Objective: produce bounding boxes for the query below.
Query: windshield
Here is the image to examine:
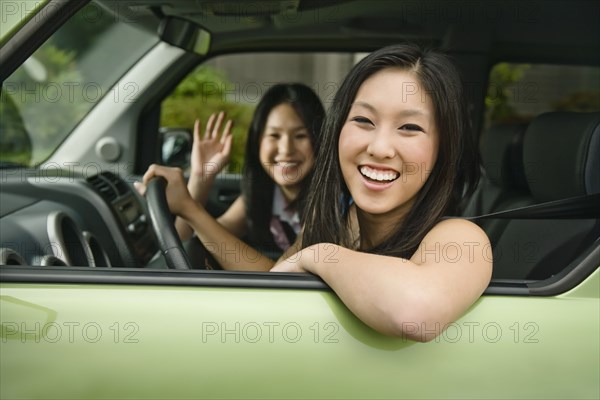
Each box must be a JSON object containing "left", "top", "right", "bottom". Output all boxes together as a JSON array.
[{"left": 0, "top": 1, "right": 157, "bottom": 166}]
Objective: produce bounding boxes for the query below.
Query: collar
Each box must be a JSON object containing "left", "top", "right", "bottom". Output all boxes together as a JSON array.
[{"left": 272, "top": 186, "right": 301, "bottom": 232}]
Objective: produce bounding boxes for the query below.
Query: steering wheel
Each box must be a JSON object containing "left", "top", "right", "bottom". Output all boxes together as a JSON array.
[{"left": 145, "top": 177, "right": 207, "bottom": 269}]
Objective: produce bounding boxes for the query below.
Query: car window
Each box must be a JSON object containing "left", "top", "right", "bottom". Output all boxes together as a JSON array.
[
  {"left": 476, "top": 63, "right": 600, "bottom": 281},
  {"left": 0, "top": 2, "right": 158, "bottom": 167},
  {"left": 160, "top": 52, "right": 367, "bottom": 172},
  {"left": 484, "top": 62, "right": 600, "bottom": 128}
]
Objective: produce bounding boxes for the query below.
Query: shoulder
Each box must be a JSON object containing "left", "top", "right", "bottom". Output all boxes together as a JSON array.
[
  {"left": 427, "top": 218, "right": 489, "bottom": 244},
  {"left": 227, "top": 195, "right": 246, "bottom": 211},
  {"left": 411, "top": 218, "right": 492, "bottom": 268},
  {"left": 230, "top": 196, "right": 248, "bottom": 218}
]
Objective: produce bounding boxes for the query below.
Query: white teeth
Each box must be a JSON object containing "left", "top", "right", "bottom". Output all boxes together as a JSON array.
[{"left": 360, "top": 166, "right": 399, "bottom": 182}]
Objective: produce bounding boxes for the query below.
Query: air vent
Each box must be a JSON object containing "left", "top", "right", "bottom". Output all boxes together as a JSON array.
[
  {"left": 101, "top": 171, "right": 131, "bottom": 196},
  {"left": 87, "top": 173, "right": 118, "bottom": 201},
  {"left": 0, "top": 248, "right": 26, "bottom": 265}
]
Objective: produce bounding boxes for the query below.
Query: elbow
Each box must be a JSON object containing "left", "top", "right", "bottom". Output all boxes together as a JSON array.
[
  {"left": 387, "top": 305, "right": 448, "bottom": 343},
  {"left": 388, "top": 319, "right": 443, "bottom": 343},
  {"left": 403, "top": 324, "right": 443, "bottom": 343}
]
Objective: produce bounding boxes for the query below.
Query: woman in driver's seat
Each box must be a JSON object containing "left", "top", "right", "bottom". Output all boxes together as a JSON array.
[{"left": 139, "top": 83, "right": 324, "bottom": 271}]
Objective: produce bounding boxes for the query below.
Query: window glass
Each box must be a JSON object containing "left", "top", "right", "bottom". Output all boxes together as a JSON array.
[
  {"left": 0, "top": 2, "right": 157, "bottom": 166},
  {"left": 484, "top": 63, "right": 600, "bottom": 129},
  {"left": 481, "top": 63, "right": 600, "bottom": 281}
]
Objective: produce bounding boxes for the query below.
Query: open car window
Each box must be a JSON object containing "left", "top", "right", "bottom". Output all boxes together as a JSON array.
[
  {"left": 485, "top": 62, "right": 600, "bottom": 126},
  {"left": 160, "top": 52, "right": 368, "bottom": 173}
]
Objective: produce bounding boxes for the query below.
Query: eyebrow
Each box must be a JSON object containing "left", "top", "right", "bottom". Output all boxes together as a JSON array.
[
  {"left": 351, "top": 101, "right": 428, "bottom": 117},
  {"left": 265, "top": 124, "right": 307, "bottom": 131}
]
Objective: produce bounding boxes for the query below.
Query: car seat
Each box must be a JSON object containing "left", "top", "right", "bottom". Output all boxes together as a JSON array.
[
  {"left": 489, "top": 111, "right": 600, "bottom": 280},
  {"left": 462, "top": 122, "right": 531, "bottom": 241}
]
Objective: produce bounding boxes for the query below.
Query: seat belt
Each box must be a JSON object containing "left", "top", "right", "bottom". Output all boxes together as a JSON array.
[{"left": 464, "top": 193, "right": 600, "bottom": 220}]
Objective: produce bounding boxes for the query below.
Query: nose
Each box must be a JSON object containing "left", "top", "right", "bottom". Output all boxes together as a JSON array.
[
  {"left": 366, "top": 129, "right": 395, "bottom": 159},
  {"left": 278, "top": 134, "right": 295, "bottom": 156}
]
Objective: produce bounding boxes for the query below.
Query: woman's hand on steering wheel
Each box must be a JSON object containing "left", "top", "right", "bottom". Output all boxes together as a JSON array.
[
  {"left": 138, "top": 164, "right": 197, "bottom": 219},
  {"left": 135, "top": 165, "right": 202, "bottom": 270}
]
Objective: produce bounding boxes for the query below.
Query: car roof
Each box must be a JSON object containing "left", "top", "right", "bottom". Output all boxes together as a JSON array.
[
  {"left": 95, "top": 0, "right": 599, "bottom": 64},
  {"left": 2, "top": 0, "right": 598, "bottom": 82}
]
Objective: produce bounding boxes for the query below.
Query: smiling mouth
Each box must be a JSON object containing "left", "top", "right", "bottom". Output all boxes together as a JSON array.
[
  {"left": 359, "top": 165, "right": 400, "bottom": 183},
  {"left": 276, "top": 161, "right": 300, "bottom": 168}
]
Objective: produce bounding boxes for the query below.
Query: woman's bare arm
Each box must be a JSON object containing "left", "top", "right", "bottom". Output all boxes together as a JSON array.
[
  {"left": 181, "top": 198, "right": 275, "bottom": 271},
  {"left": 142, "top": 164, "right": 274, "bottom": 271},
  {"left": 272, "top": 218, "right": 492, "bottom": 341}
]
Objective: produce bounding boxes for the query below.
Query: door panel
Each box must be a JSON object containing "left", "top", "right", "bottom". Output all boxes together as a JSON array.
[{"left": 1, "top": 270, "right": 598, "bottom": 399}]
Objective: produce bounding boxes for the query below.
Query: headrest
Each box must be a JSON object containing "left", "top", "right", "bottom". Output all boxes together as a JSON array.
[
  {"left": 523, "top": 112, "right": 600, "bottom": 202},
  {"left": 480, "top": 123, "right": 528, "bottom": 190}
]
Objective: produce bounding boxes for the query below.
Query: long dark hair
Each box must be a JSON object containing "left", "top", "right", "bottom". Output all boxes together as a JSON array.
[
  {"left": 242, "top": 83, "right": 325, "bottom": 252},
  {"left": 302, "top": 44, "right": 480, "bottom": 258}
]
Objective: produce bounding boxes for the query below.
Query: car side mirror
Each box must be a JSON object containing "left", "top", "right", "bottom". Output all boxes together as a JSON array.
[{"left": 160, "top": 127, "right": 192, "bottom": 168}]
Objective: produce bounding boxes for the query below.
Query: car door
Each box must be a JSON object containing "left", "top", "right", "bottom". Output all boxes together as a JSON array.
[{"left": 1, "top": 266, "right": 599, "bottom": 399}]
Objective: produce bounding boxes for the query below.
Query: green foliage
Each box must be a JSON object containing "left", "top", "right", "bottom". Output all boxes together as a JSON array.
[
  {"left": 171, "top": 66, "right": 229, "bottom": 98},
  {"left": 33, "top": 45, "right": 77, "bottom": 78},
  {"left": 484, "top": 63, "right": 531, "bottom": 126},
  {"left": 1, "top": 43, "right": 88, "bottom": 165},
  {"left": 0, "top": 90, "right": 31, "bottom": 165},
  {"left": 1, "top": 2, "right": 113, "bottom": 166},
  {"left": 0, "top": 2, "right": 149, "bottom": 166},
  {"left": 160, "top": 66, "right": 255, "bottom": 173},
  {"left": 484, "top": 63, "right": 600, "bottom": 131}
]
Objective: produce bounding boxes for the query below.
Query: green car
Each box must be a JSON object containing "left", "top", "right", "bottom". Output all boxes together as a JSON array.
[{"left": 1, "top": 1, "right": 598, "bottom": 399}]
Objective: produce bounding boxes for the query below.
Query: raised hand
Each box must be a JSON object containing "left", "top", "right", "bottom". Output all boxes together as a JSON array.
[{"left": 190, "top": 111, "right": 234, "bottom": 180}]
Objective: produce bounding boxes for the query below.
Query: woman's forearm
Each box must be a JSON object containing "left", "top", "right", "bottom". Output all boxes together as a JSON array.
[
  {"left": 187, "top": 173, "right": 216, "bottom": 206},
  {"left": 300, "top": 232, "right": 491, "bottom": 342},
  {"left": 175, "top": 174, "right": 216, "bottom": 240},
  {"left": 175, "top": 216, "right": 195, "bottom": 241},
  {"left": 181, "top": 205, "right": 275, "bottom": 271},
  {"left": 300, "top": 244, "right": 424, "bottom": 337}
]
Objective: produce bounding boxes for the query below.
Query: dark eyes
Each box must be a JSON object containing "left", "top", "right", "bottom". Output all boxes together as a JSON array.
[
  {"left": 351, "top": 117, "right": 424, "bottom": 133},
  {"left": 266, "top": 132, "right": 309, "bottom": 139},
  {"left": 351, "top": 116, "right": 373, "bottom": 125},
  {"left": 400, "top": 124, "right": 423, "bottom": 132}
]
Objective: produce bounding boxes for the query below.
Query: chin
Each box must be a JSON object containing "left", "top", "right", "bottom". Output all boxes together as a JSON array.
[
  {"left": 279, "top": 174, "right": 307, "bottom": 186},
  {"left": 275, "top": 178, "right": 302, "bottom": 189},
  {"left": 353, "top": 198, "right": 395, "bottom": 215}
]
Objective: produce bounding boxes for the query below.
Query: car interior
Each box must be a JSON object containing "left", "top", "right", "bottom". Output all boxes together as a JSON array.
[
  {"left": 0, "top": 0, "right": 599, "bottom": 294},
  {"left": 2, "top": 3, "right": 599, "bottom": 399},
  {"left": 465, "top": 111, "right": 600, "bottom": 282}
]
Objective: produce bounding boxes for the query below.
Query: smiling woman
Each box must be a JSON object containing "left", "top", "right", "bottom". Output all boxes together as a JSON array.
[
  {"left": 271, "top": 44, "right": 491, "bottom": 341},
  {"left": 139, "top": 83, "right": 325, "bottom": 270}
]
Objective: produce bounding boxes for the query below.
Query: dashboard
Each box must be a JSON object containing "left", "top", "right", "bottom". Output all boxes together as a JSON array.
[{"left": 0, "top": 169, "right": 158, "bottom": 267}]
